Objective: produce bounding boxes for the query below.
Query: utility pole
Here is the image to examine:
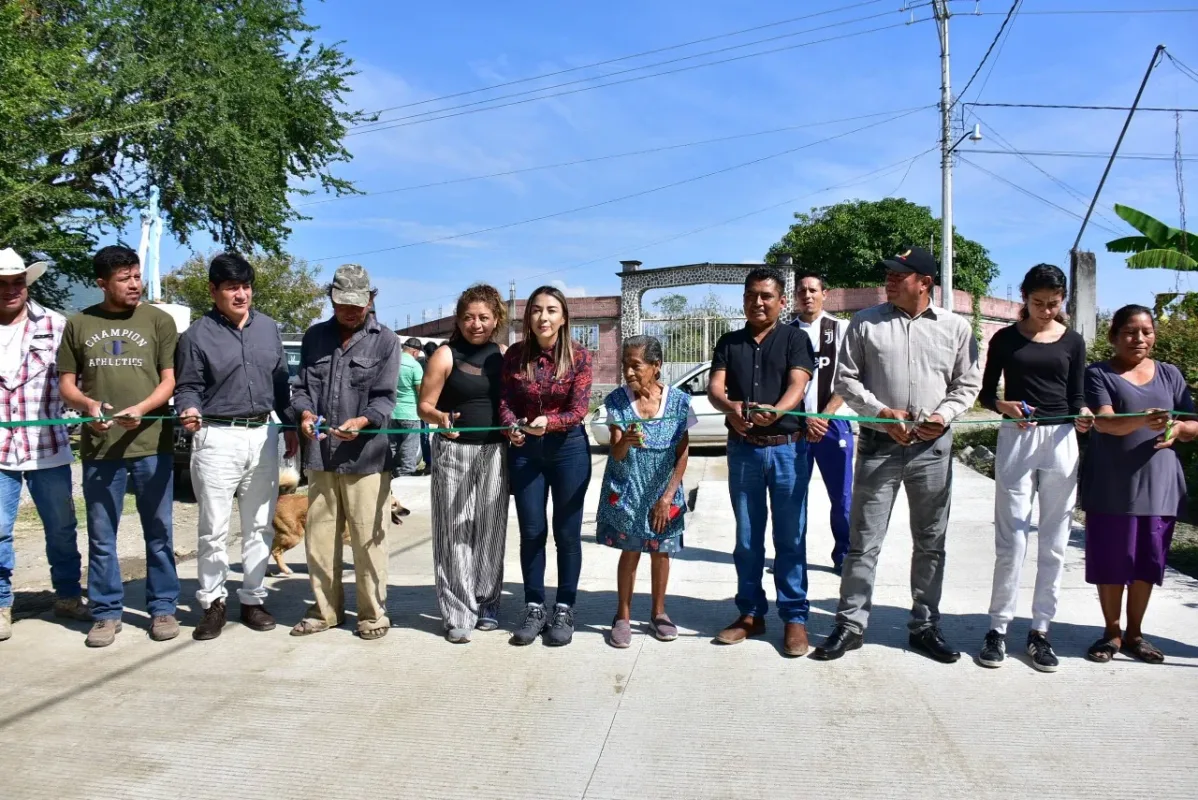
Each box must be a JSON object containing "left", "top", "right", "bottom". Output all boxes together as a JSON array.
[{"left": 933, "top": 0, "right": 955, "bottom": 314}]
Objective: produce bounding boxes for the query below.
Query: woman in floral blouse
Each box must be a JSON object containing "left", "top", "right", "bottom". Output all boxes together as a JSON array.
[
  {"left": 499, "top": 286, "right": 593, "bottom": 647},
  {"left": 597, "top": 336, "right": 694, "bottom": 649}
]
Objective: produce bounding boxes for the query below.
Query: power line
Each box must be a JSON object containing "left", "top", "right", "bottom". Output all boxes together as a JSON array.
[
  {"left": 1165, "top": 51, "right": 1198, "bottom": 85},
  {"left": 348, "top": 16, "right": 932, "bottom": 136},
  {"left": 970, "top": 148, "right": 1198, "bottom": 161},
  {"left": 965, "top": 108, "right": 1124, "bottom": 229},
  {"left": 973, "top": 0, "right": 1022, "bottom": 101},
  {"left": 966, "top": 102, "right": 1198, "bottom": 112},
  {"left": 299, "top": 106, "right": 934, "bottom": 207},
  {"left": 312, "top": 107, "right": 927, "bottom": 263},
  {"left": 974, "top": 7, "right": 1198, "bottom": 15},
  {"left": 378, "top": 148, "right": 939, "bottom": 317},
  {"left": 359, "top": 0, "right": 894, "bottom": 118},
  {"left": 958, "top": 156, "right": 1123, "bottom": 236},
  {"left": 950, "top": 0, "right": 1021, "bottom": 112},
  {"left": 351, "top": 7, "right": 917, "bottom": 133}
]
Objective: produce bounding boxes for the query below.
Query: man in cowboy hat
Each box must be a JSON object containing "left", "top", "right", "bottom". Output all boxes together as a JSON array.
[
  {"left": 289, "top": 264, "right": 399, "bottom": 641},
  {"left": 0, "top": 248, "right": 91, "bottom": 643}
]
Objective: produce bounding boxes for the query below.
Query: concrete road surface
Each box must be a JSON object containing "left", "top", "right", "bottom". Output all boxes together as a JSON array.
[{"left": 2, "top": 449, "right": 1196, "bottom": 800}]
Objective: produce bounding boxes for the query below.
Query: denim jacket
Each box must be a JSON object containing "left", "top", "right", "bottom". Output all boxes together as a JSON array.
[{"left": 289, "top": 314, "right": 399, "bottom": 475}]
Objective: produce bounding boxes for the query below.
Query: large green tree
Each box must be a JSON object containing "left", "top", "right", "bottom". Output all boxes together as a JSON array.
[
  {"left": 162, "top": 251, "right": 325, "bottom": 331},
  {"left": 1, "top": 0, "right": 364, "bottom": 306},
  {"left": 764, "top": 198, "right": 999, "bottom": 298}
]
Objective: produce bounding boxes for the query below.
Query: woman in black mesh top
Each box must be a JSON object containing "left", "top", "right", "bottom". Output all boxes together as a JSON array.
[{"left": 418, "top": 285, "right": 509, "bottom": 644}]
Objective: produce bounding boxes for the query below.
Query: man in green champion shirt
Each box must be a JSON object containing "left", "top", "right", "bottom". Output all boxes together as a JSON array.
[
  {"left": 389, "top": 337, "right": 425, "bottom": 477},
  {"left": 58, "top": 245, "right": 181, "bottom": 648}
]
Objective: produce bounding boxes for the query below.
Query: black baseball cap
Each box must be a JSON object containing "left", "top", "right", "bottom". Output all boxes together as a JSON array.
[
  {"left": 402, "top": 337, "right": 423, "bottom": 349},
  {"left": 879, "top": 246, "right": 938, "bottom": 278}
]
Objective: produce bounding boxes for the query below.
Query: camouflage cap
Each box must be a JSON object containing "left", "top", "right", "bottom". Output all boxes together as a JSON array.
[{"left": 330, "top": 263, "right": 373, "bottom": 307}]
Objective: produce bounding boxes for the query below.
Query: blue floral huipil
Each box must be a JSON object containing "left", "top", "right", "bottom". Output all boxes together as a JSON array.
[{"left": 596, "top": 384, "right": 695, "bottom": 553}]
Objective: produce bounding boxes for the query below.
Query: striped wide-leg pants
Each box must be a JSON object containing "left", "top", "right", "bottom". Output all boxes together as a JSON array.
[{"left": 430, "top": 437, "right": 510, "bottom": 631}]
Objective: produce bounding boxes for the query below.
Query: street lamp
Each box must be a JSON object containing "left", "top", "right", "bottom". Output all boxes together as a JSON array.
[{"left": 939, "top": 123, "right": 982, "bottom": 311}]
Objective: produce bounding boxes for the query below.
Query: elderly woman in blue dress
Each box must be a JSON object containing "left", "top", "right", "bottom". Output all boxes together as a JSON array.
[{"left": 597, "top": 335, "right": 696, "bottom": 649}]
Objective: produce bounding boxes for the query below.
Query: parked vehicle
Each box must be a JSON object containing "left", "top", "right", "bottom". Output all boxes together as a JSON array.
[{"left": 588, "top": 361, "right": 728, "bottom": 447}]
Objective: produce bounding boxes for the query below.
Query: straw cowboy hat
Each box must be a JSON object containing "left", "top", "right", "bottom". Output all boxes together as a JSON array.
[{"left": 0, "top": 248, "right": 47, "bottom": 284}]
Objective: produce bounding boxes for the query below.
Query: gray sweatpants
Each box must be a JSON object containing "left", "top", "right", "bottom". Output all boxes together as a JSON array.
[{"left": 835, "top": 427, "right": 953, "bottom": 635}]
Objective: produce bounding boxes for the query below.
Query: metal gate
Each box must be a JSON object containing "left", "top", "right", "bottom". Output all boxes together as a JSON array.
[{"left": 641, "top": 309, "right": 745, "bottom": 384}]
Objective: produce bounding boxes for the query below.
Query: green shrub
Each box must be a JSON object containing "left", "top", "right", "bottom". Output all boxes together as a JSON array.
[{"left": 951, "top": 425, "right": 998, "bottom": 454}]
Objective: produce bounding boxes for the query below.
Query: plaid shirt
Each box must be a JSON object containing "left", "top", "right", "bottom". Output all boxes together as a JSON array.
[
  {"left": 499, "top": 339, "right": 593, "bottom": 432},
  {"left": 0, "top": 301, "right": 70, "bottom": 468}
]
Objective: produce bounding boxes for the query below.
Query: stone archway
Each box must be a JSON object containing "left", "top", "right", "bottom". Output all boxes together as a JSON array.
[{"left": 617, "top": 260, "right": 795, "bottom": 338}]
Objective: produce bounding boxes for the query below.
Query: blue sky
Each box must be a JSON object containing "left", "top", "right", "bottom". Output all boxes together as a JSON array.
[{"left": 136, "top": 1, "right": 1198, "bottom": 323}]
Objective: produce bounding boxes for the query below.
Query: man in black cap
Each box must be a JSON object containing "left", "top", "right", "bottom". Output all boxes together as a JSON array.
[{"left": 812, "top": 246, "right": 981, "bottom": 663}]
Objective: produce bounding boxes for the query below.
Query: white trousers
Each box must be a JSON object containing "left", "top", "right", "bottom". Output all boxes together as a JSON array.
[
  {"left": 192, "top": 424, "right": 279, "bottom": 608},
  {"left": 988, "top": 423, "right": 1078, "bottom": 634}
]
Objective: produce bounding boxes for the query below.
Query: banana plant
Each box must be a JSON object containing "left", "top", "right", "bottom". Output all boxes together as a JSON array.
[{"left": 1106, "top": 204, "right": 1196, "bottom": 271}]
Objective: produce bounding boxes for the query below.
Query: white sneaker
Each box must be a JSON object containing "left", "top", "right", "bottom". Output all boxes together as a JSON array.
[{"left": 0, "top": 606, "right": 12, "bottom": 642}]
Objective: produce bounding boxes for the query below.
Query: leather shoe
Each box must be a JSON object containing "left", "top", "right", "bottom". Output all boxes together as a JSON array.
[
  {"left": 783, "top": 622, "right": 809, "bottom": 657},
  {"left": 908, "top": 626, "right": 960, "bottom": 663},
  {"left": 715, "top": 614, "right": 766, "bottom": 644},
  {"left": 811, "top": 624, "right": 864, "bottom": 660},
  {"left": 240, "top": 604, "right": 277, "bottom": 632},
  {"left": 193, "top": 599, "right": 227, "bottom": 641}
]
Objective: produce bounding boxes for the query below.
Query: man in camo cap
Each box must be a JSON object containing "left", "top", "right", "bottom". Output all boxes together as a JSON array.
[{"left": 289, "top": 263, "right": 399, "bottom": 641}]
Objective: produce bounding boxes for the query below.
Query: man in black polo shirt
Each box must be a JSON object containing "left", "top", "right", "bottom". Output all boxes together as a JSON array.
[{"left": 708, "top": 267, "right": 815, "bottom": 657}]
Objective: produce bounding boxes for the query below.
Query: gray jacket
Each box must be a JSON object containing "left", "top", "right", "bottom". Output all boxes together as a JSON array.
[
  {"left": 835, "top": 302, "right": 982, "bottom": 433},
  {"left": 290, "top": 314, "right": 399, "bottom": 475}
]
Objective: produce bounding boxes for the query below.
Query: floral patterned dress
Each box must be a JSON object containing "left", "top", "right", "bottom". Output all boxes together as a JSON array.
[{"left": 596, "top": 384, "right": 696, "bottom": 553}]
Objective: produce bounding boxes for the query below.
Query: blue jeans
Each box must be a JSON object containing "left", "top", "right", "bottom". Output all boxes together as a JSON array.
[
  {"left": 83, "top": 455, "right": 179, "bottom": 620},
  {"left": 509, "top": 427, "right": 592, "bottom": 607},
  {"left": 727, "top": 434, "right": 810, "bottom": 623},
  {"left": 0, "top": 465, "right": 81, "bottom": 608},
  {"left": 805, "top": 418, "right": 854, "bottom": 568}
]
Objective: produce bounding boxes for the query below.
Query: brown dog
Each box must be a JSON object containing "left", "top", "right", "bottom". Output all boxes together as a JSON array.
[{"left": 269, "top": 469, "right": 411, "bottom": 575}]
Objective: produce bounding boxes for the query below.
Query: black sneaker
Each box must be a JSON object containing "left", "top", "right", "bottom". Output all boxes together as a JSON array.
[
  {"left": 978, "top": 629, "right": 1006, "bottom": 668},
  {"left": 545, "top": 604, "right": 575, "bottom": 647},
  {"left": 509, "top": 603, "right": 547, "bottom": 646},
  {"left": 1026, "top": 631, "right": 1059, "bottom": 673}
]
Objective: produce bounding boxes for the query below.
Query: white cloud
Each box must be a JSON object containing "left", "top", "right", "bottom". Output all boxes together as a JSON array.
[
  {"left": 550, "top": 279, "right": 587, "bottom": 297},
  {"left": 300, "top": 216, "right": 494, "bottom": 250}
]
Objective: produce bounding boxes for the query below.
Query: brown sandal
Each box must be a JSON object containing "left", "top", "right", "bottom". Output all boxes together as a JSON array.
[
  {"left": 1086, "top": 636, "right": 1119, "bottom": 663},
  {"left": 290, "top": 618, "right": 330, "bottom": 637},
  {"left": 1120, "top": 637, "right": 1165, "bottom": 664},
  {"left": 358, "top": 626, "right": 389, "bottom": 641}
]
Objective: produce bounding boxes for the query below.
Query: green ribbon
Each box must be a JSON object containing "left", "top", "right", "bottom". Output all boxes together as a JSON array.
[{"left": 1, "top": 408, "right": 1190, "bottom": 436}]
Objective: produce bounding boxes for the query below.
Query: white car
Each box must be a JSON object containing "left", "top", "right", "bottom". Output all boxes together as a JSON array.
[{"left": 588, "top": 362, "right": 728, "bottom": 446}]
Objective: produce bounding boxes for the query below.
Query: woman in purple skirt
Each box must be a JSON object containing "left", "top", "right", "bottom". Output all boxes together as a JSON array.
[{"left": 1082, "top": 305, "right": 1196, "bottom": 664}]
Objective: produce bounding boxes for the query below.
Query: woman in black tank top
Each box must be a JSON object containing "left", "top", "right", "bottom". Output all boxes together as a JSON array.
[
  {"left": 417, "top": 284, "right": 511, "bottom": 643},
  {"left": 436, "top": 340, "right": 504, "bottom": 444}
]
